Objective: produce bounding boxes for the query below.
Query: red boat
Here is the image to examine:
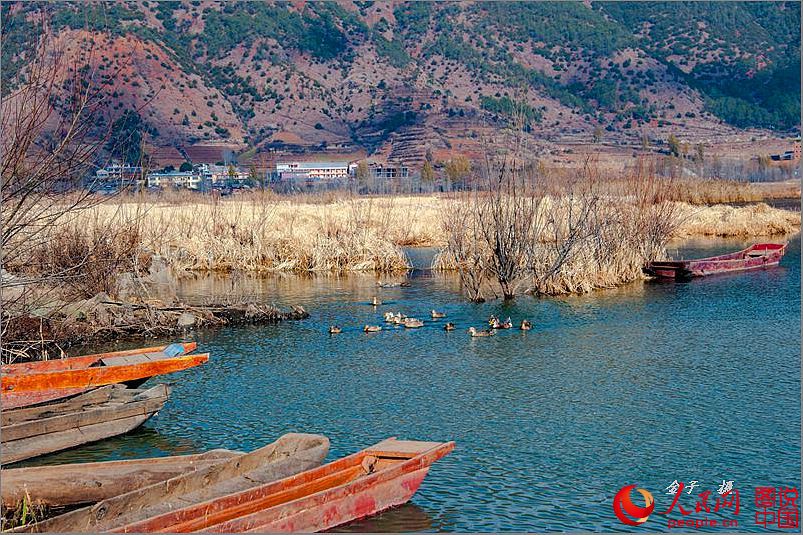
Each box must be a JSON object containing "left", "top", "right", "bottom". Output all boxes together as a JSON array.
[
  {"left": 1, "top": 342, "right": 206, "bottom": 409},
  {"left": 111, "top": 438, "right": 454, "bottom": 533},
  {"left": 646, "top": 243, "right": 787, "bottom": 280}
]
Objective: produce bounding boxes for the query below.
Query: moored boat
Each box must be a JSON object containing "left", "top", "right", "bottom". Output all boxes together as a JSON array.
[
  {"left": 1, "top": 449, "right": 242, "bottom": 509},
  {"left": 22, "top": 433, "right": 330, "bottom": 532},
  {"left": 1, "top": 384, "right": 170, "bottom": 465},
  {"left": 1, "top": 342, "right": 206, "bottom": 409},
  {"left": 646, "top": 242, "right": 787, "bottom": 280},
  {"left": 113, "top": 438, "right": 454, "bottom": 533}
]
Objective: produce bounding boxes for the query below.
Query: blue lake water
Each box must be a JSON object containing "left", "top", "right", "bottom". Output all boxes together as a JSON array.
[{"left": 30, "top": 234, "right": 800, "bottom": 532}]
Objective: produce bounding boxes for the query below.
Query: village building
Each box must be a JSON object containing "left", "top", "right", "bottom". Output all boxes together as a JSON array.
[
  {"left": 275, "top": 161, "right": 351, "bottom": 181},
  {"left": 146, "top": 170, "right": 203, "bottom": 190}
]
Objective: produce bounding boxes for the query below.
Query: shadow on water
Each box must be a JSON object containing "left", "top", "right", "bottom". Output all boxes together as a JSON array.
[
  {"left": 18, "top": 234, "right": 800, "bottom": 532},
  {"left": 331, "top": 502, "right": 449, "bottom": 533},
  {"left": 11, "top": 426, "right": 202, "bottom": 468}
]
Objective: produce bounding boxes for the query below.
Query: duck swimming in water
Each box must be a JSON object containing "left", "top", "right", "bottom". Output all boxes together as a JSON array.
[
  {"left": 403, "top": 318, "right": 424, "bottom": 328},
  {"left": 520, "top": 319, "right": 532, "bottom": 330},
  {"left": 468, "top": 327, "right": 495, "bottom": 337},
  {"left": 364, "top": 325, "right": 382, "bottom": 332},
  {"left": 431, "top": 310, "right": 446, "bottom": 319},
  {"left": 328, "top": 326, "right": 342, "bottom": 334},
  {"left": 444, "top": 322, "right": 455, "bottom": 331},
  {"left": 371, "top": 296, "right": 381, "bottom": 306}
]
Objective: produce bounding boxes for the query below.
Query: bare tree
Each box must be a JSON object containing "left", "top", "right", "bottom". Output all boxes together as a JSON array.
[{"left": 0, "top": 11, "right": 150, "bottom": 361}]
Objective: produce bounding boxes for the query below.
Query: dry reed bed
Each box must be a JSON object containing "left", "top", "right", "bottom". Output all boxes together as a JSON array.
[{"left": 27, "top": 196, "right": 799, "bottom": 278}]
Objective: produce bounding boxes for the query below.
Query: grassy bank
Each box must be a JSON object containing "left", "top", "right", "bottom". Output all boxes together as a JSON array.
[{"left": 20, "top": 194, "right": 798, "bottom": 275}]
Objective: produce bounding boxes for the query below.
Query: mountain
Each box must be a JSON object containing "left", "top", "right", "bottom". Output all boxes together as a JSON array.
[{"left": 3, "top": 1, "right": 800, "bottom": 167}]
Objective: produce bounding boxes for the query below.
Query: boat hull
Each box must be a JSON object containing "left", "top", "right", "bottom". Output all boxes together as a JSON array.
[
  {"left": 1, "top": 343, "right": 206, "bottom": 410},
  {"left": 1, "top": 449, "right": 241, "bottom": 508},
  {"left": 109, "top": 438, "right": 454, "bottom": 534},
  {"left": 646, "top": 243, "right": 786, "bottom": 280},
  {"left": 1, "top": 384, "right": 170, "bottom": 465},
  {"left": 24, "top": 434, "right": 330, "bottom": 533}
]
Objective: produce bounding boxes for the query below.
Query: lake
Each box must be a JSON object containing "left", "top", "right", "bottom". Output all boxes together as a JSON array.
[{"left": 29, "top": 234, "right": 800, "bottom": 532}]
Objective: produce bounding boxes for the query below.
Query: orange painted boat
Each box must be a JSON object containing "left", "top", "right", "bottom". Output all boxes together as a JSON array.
[
  {"left": 1, "top": 342, "right": 206, "bottom": 409},
  {"left": 111, "top": 438, "right": 454, "bottom": 533}
]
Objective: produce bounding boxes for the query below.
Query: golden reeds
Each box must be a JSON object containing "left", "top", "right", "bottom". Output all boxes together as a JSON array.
[{"left": 13, "top": 193, "right": 799, "bottom": 284}]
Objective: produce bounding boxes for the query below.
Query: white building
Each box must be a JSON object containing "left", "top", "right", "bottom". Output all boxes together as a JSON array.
[
  {"left": 275, "top": 161, "right": 351, "bottom": 181},
  {"left": 95, "top": 163, "right": 143, "bottom": 182},
  {"left": 146, "top": 171, "right": 202, "bottom": 190},
  {"left": 198, "top": 163, "right": 250, "bottom": 184}
]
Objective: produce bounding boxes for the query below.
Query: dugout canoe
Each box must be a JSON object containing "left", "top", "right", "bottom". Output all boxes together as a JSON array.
[
  {"left": 646, "top": 242, "right": 787, "bottom": 280},
  {"left": 108, "top": 438, "right": 451, "bottom": 533},
  {"left": 1, "top": 449, "right": 243, "bottom": 509},
  {"left": 1, "top": 342, "right": 205, "bottom": 410},
  {"left": 1, "top": 384, "right": 170, "bottom": 465},
  {"left": 22, "top": 433, "right": 330, "bottom": 533}
]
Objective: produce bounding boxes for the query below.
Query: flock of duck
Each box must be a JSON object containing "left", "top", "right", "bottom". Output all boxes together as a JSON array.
[{"left": 328, "top": 294, "right": 533, "bottom": 337}]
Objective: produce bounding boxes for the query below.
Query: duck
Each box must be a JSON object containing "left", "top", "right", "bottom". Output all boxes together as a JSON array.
[
  {"left": 328, "top": 326, "right": 342, "bottom": 334},
  {"left": 376, "top": 281, "right": 411, "bottom": 288},
  {"left": 392, "top": 313, "right": 408, "bottom": 325},
  {"left": 444, "top": 322, "right": 456, "bottom": 331},
  {"left": 371, "top": 296, "right": 381, "bottom": 306},
  {"left": 500, "top": 317, "right": 513, "bottom": 329},
  {"left": 488, "top": 315, "right": 498, "bottom": 327},
  {"left": 431, "top": 310, "right": 446, "bottom": 319},
  {"left": 364, "top": 325, "right": 382, "bottom": 333},
  {"left": 520, "top": 319, "right": 532, "bottom": 330},
  {"left": 403, "top": 318, "right": 424, "bottom": 328},
  {"left": 469, "top": 327, "right": 495, "bottom": 337},
  {"left": 383, "top": 311, "right": 396, "bottom": 322}
]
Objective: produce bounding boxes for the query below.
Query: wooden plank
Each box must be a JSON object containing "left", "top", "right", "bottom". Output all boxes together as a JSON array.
[
  {"left": 2, "top": 386, "right": 117, "bottom": 426},
  {"left": 1, "top": 412, "right": 155, "bottom": 465},
  {"left": 1, "top": 354, "right": 208, "bottom": 393},
  {"left": 30, "top": 434, "right": 330, "bottom": 532},
  {"left": 1, "top": 385, "right": 169, "bottom": 442},
  {"left": 366, "top": 439, "right": 444, "bottom": 458},
  {"left": 1, "top": 450, "right": 242, "bottom": 508},
  {"left": 99, "top": 353, "right": 169, "bottom": 367},
  {"left": 1, "top": 388, "right": 91, "bottom": 411}
]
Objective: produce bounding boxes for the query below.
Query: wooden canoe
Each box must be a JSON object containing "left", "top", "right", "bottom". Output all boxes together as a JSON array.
[
  {"left": 646, "top": 242, "right": 787, "bottom": 280},
  {"left": 1, "top": 449, "right": 242, "bottom": 509},
  {"left": 1, "top": 384, "right": 170, "bottom": 465},
  {"left": 2, "top": 342, "right": 205, "bottom": 410},
  {"left": 108, "top": 438, "right": 453, "bottom": 533},
  {"left": 23, "top": 433, "right": 331, "bottom": 532}
]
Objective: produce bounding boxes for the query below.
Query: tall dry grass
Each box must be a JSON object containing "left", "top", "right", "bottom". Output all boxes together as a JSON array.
[{"left": 11, "top": 192, "right": 799, "bottom": 284}]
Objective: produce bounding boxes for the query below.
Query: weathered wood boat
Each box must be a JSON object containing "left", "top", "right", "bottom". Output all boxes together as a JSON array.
[
  {"left": 2, "top": 342, "right": 205, "bottom": 410},
  {"left": 1, "top": 384, "right": 170, "bottom": 465},
  {"left": 114, "top": 438, "right": 455, "bottom": 533},
  {"left": 646, "top": 242, "right": 787, "bottom": 280},
  {"left": 21, "top": 433, "right": 330, "bottom": 532},
  {"left": 1, "top": 449, "right": 242, "bottom": 509}
]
